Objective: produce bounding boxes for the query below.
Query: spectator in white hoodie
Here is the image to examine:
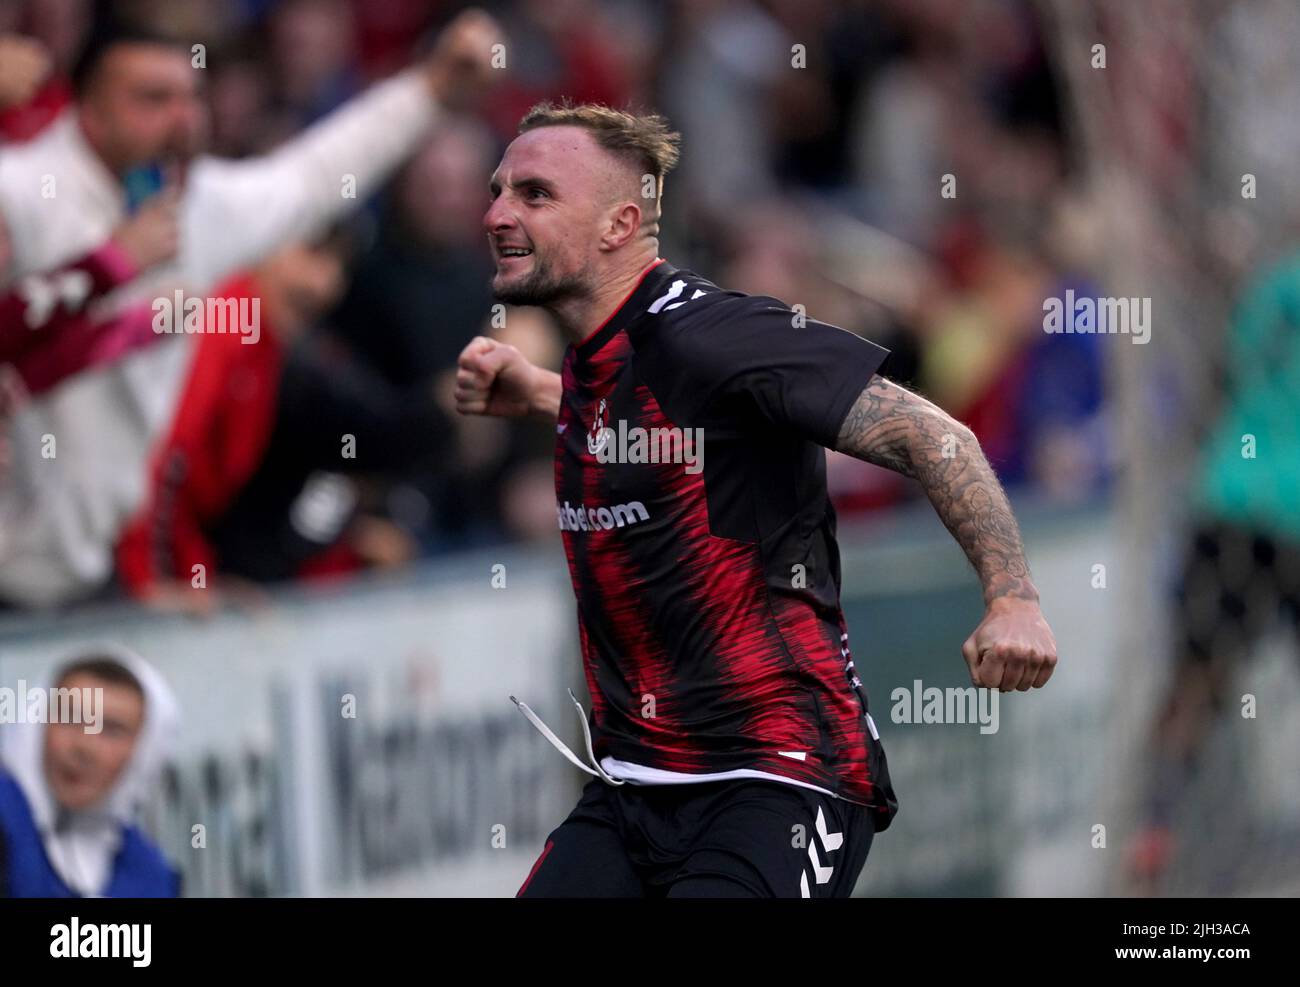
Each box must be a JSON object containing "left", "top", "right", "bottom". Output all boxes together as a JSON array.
[
  {"left": 0, "top": 646, "right": 181, "bottom": 897},
  {"left": 0, "top": 9, "right": 500, "bottom": 607}
]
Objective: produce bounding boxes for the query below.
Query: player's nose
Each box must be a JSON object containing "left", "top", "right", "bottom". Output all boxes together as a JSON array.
[{"left": 483, "top": 196, "right": 516, "bottom": 236}]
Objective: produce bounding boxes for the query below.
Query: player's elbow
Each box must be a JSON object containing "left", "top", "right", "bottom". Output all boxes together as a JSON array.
[
  {"left": 903, "top": 406, "right": 978, "bottom": 464},
  {"left": 942, "top": 416, "right": 979, "bottom": 454}
]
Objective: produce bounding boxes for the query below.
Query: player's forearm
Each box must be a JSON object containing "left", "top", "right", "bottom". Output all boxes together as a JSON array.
[
  {"left": 834, "top": 376, "right": 1038, "bottom": 606},
  {"left": 915, "top": 437, "right": 1038, "bottom": 607},
  {"left": 529, "top": 367, "right": 562, "bottom": 421}
]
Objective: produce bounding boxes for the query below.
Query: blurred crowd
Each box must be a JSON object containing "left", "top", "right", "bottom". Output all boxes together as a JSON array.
[{"left": 0, "top": 0, "right": 1114, "bottom": 615}]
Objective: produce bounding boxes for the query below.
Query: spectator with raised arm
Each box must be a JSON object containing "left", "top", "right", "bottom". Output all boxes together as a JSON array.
[{"left": 0, "top": 8, "right": 502, "bottom": 608}]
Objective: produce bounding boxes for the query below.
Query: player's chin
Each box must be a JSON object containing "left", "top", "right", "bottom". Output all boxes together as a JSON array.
[
  {"left": 492, "top": 269, "right": 556, "bottom": 307},
  {"left": 491, "top": 263, "right": 528, "bottom": 293}
]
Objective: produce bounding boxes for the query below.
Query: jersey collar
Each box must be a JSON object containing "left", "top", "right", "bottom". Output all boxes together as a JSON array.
[{"left": 573, "top": 258, "right": 676, "bottom": 363}]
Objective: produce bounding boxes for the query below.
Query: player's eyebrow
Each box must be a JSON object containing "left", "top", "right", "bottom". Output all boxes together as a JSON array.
[{"left": 489, "top": 175, "right": 558, "bottom": 197}]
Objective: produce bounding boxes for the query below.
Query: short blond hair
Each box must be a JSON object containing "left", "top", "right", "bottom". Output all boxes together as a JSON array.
[{"left": 518, "top": 100, "right": 681, "bottom": 209}]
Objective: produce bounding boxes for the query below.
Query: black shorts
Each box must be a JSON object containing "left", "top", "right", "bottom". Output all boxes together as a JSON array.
[
  {"left": 517, "top": 777, "right": 875, "bottom": 898},
  {"left": 1174, "top": 520, "right": 1300, "bottom": 666}
]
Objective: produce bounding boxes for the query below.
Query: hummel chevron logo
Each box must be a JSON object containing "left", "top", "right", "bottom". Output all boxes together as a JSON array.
[
  {"left": 799, "top": 806, "right": 844, "bottom": 898},
  {"left": 777, "top": 751, "right": 807, "bottom": 761},
  {"left": 815, "top": 806, "right": 843, "bottom": 851},
  {"left": 647, "top": 280, "right": 706, "bottom": 314},
  {"left": 807, "top": 842, "right": 833, "bottom": 884}
]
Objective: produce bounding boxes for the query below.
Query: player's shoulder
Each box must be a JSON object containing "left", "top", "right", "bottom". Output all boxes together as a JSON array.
[
  {"left": 647, "top": 268, "right": 787, "bottom": 318},
  {"left": 636, "top": 267, "right": 794, "bottom": 356}
]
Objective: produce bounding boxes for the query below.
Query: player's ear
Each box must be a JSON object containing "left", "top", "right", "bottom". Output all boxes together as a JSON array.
[{"left": 600, "top": 201, "right": 642, "bottom": 252}]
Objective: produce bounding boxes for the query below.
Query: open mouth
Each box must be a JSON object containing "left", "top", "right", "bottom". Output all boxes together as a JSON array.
[
  {"left": 497, "top": 247, "right": 533, "bottom": 261},
  {"left": 56, "top": 765, "right": 89, "bottom": 789}
]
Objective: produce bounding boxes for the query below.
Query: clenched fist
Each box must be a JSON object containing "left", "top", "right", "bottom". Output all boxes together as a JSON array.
[
  {"left": 111, "top": 188, "right": 181, "bottom": 271},
  {"left": 455, "top": 335, "right": 556, "bottom": 420},
  {"left": 0, "top": 35, "right": 50, "bottom": 110},
  {"left": 426, "top": 8, "right": 503, "bottom": 108},
  {"left": 961, "top": 597, "right": 1058, "bottom": 692}
]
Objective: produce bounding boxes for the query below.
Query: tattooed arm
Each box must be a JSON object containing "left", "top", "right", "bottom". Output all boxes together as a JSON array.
[{"left": 834, "top": 376, "right": 1058, "bottom": 692}]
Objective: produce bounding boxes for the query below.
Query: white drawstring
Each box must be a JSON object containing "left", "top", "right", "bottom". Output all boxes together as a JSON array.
[{"left": 510, "top": 689, "right": 625, "bottom": 786}]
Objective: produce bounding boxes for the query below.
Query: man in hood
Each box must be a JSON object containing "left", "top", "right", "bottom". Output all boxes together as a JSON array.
[{"left": 0, "top": 646, "right": 180, "bottom": 897}]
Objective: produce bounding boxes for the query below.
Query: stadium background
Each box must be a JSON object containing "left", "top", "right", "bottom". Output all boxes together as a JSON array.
[{"left": 0, "top": 0, "right": 1297, "bottom": 896}]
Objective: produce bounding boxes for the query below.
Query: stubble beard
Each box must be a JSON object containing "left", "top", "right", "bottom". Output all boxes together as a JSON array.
[{"left": 491, "top": 253, "right": 589, "bottom": 307}]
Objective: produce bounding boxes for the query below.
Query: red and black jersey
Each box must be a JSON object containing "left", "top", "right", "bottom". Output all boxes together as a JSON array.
[{"left": 555, "top": 258, "right": 899, "bottom": 829}]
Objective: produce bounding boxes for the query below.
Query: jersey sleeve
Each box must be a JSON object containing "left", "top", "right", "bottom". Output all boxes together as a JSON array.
[
  {"left": 670, "top": 294, "right": 891, "bottom": 448},
  {"left": 0, "top": 242, "right": 140, "bottom": 364}
]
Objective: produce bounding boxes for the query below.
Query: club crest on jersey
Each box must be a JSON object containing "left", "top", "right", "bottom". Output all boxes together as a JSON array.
[{"left": 587, "top": 397, "right": 614, "bottom": 456}]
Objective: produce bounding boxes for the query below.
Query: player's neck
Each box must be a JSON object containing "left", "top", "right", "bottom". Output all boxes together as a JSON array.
[{"left": 550, "top": 252, "right": 661, "bottom": 347}]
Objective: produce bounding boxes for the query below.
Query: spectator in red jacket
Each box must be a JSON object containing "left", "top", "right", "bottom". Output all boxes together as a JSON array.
[{"left": 116, "top": 234, "right": 451, "bottom": 612}]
